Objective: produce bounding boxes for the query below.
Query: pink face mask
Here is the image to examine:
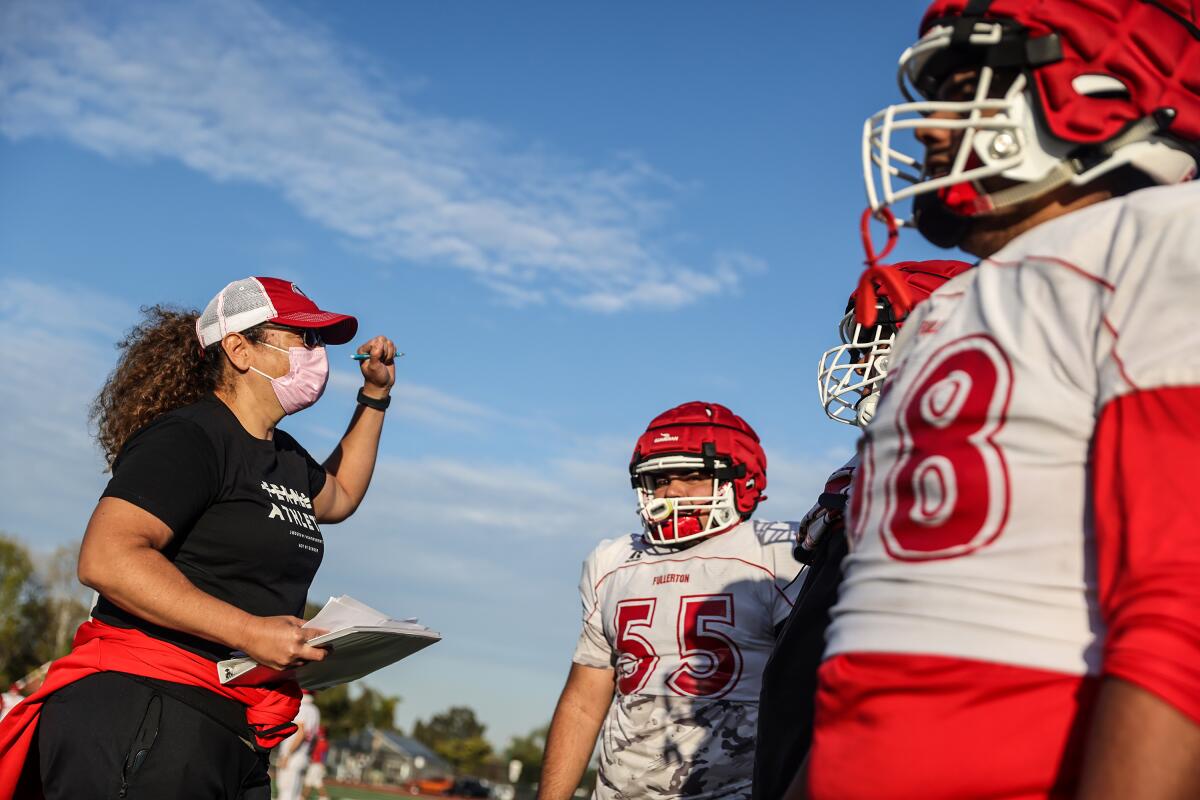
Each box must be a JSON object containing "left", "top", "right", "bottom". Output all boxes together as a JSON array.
[{"left": 251, "top": 343, "right": 329, "bottom": 414}]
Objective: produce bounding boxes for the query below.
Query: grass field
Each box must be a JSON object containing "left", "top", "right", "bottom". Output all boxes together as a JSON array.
[
  {"left": 322, "top": 790, "right": 418, "bottom": 800},
  {"left": 287, "top": 789, "right": 417, "bottom": 800}
]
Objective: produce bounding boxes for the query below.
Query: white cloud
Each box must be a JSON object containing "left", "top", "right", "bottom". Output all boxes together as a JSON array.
[
  {"left": 0, "top": 0, "right": 762, "bottom": 312},
  {"left": 0, "top": 276, "right": 132, "bottom": 339}
]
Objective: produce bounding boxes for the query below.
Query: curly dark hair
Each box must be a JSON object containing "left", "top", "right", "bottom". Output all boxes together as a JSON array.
[{"left": 90, "top": 305, "right": 264, "bottom": 466}]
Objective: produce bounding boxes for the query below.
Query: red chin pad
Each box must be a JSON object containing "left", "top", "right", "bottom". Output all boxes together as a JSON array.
[
  {"left": 938, "top": 181, "right": 994, "bottom": 217},
  {"left": 658, "top": 515, "right": 703, "bottom": 542}
]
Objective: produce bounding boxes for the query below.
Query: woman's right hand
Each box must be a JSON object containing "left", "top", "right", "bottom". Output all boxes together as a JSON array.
[{"left": 237, "top": 615, "right": 329, "bottom": 671}]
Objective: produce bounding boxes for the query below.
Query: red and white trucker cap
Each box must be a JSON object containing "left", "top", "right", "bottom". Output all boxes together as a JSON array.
[{"left": 196, "top": 277, "right": 358, "bottom": 348}]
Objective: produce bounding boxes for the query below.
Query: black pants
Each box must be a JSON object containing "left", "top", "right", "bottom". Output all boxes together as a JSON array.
[{"left": 36, "top": 672, "right": 270, "bottom": 800}]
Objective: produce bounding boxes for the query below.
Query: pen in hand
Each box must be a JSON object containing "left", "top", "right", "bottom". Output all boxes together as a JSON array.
[{"left": 352, "top": 352, "right": 405, "bottom": 361}]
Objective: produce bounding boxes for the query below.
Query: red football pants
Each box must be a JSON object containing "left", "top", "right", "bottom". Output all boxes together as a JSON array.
[{"left": 807, "top": 652, "right": 1098, "bottom": 800}]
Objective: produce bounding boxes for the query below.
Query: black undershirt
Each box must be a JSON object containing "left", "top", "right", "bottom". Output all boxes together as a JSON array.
[
  {"left": 94, "top": 394, "right": 327, "bottom": 661},
  {"left": 752, "top": 525, "right": 848, "bottom": 800}
]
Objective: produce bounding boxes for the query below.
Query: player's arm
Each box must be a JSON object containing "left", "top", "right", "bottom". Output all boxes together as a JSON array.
[
  {"left": 1077, "top": 386, "right": 1200, "bottom": 799},
  {"left": 781, "top": 752, "right": 811, "bottom": 800},
  {"left": 537, "top": 663, "right": 615, "bottom": 800},
  {"left": 279, "top": 721, "right": 308, "bottom": 767},
  {"left": 1077, "top": 678, "right": 1200, "bottom": 799}
]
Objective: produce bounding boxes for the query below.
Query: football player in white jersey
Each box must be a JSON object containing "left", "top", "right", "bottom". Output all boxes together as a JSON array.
[
  {"left": 539, "top": 402, "right": 805, "bottom": 800},
  {"left": 805, "top": 2, "right": 1200, "bottom": 799},
  {"left": 752, "top": 259, "right": 970, "bottom": 800}
]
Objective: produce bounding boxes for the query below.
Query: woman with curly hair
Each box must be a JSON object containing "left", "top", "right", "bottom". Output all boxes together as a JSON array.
[{"left": 0, "top": 277, "right": 398, "bottom": 799}]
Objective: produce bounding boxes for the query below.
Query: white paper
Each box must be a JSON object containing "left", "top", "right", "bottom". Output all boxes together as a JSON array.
[
  {"left": 216, "top": 595, "right": 439, "bottom": 687},
  {"left": 304, "top": 595, "right": 419, "bottom": 633}
]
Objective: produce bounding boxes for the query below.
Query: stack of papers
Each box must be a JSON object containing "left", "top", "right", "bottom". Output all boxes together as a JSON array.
[{"left": 217, "top": 595, "right": 441, "bottom": 689}]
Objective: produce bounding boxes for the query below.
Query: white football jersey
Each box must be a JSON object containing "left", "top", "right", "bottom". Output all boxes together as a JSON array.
[
  {"left": 828, "top": 182, "right": 1200, "bottom": 675},
  {"left": 573, "top": 519, "right": 805, "bottom": 800},
  {"left": 281, "top": 695, "right": 320, "bottom": 761}
]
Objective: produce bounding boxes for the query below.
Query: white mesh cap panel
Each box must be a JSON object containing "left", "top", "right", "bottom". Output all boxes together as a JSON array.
[
  {"left": 195, "top": 278, "right": 278, "bottom": 347},
  {"left": 196, "top": 301, "right": 221, "bottom": 347}
]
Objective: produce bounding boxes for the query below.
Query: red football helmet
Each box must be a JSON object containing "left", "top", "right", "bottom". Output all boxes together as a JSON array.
[
  {"left": 629, "top": 402, "right": 767, "bottom": 546},
  {"left": 864, "top": 0, "right": 1200, "bottom": 247},
  {"left": 818, "top": 260, "right": 973, "bottom": 426}
]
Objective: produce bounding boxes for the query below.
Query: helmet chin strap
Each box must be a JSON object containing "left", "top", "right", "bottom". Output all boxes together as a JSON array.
[
  {"left": 913, "top": 165, "right": 1073, "bottom": 248},
  {"left": 915, "top": 110, "right": 1178, "bottom": 248}
]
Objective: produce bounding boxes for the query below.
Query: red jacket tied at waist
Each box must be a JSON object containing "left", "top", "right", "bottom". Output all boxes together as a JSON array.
[{"left": 0, "top": 619, "right": 301, "bottom": 799}]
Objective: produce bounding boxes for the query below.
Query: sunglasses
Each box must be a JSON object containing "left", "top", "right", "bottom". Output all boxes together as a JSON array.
[{"left": 259, "top": 325, "right": 325, "bottom": 348}]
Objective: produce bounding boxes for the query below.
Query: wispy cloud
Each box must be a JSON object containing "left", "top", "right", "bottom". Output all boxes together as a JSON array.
[
  {"left": 328, "top": 370, "right": 503, "bottom": 433},
  {"left": 0, "top": 0, "right": 762, "bottom": 312},
  {"left": 366, "top": 455, "right": 631, "bottom": 540},
  {"left": 0, "top": 276, "right": 133, "bottom": 540}
]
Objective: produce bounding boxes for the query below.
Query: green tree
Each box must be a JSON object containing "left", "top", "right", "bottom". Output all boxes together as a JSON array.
[
  {"left": 41, "top": 544, "right": 91, "bottom": 658},
  {"left": 0, "top": 534, "right": 90, "bottom": 686},
  {"left": 314, "top": 683, "right": 353, "bottom": 738},
  {"left": 0, "top": 533, "right": 53, "bottom": 685},
  {"left": 413, "top": 706, "right": 495, "bottom": 775},
  {"left": 504, "top": 724, "right": 549, "bottom": 785},
  {"left": 350, "top": 686, "right": 402, "bottom": 735},
  {"left": 314, "top": 683, "right": 403, "bottom": 739}
]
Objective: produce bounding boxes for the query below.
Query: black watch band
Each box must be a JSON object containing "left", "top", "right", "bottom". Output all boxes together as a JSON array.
[{"left": 357, "top": 389, "right": 391, "bottom": 411}]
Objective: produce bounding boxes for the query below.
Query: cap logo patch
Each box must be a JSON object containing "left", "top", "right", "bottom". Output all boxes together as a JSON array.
[{"left": 653, "top": 433, "right": 679, "bottom": 443}]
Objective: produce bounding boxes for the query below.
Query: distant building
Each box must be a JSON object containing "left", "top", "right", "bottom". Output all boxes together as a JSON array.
[{"left": 329, "top": 727, "right": 453, "bottom": 786}]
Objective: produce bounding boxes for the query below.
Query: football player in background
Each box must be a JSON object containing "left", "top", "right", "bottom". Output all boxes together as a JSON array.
[
  {"left": 302, "top": 724, "right": 331, "bottom": 800},
  {"left": 538, "top": 402, "right": 805, "bottom": 800},
  {"left": 804, "top": 1, "right": 1200, "bottom": 798},
  {"left": 276, "top": 691, "right": 321, "bottom": 800},
  {"left": 752, "top": 259, "right": 970, "bottom": 800}
]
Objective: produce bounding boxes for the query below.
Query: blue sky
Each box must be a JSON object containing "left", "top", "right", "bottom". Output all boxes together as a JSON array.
[{"left": 0, "top": 0, "right": 955, "bottom": 745}]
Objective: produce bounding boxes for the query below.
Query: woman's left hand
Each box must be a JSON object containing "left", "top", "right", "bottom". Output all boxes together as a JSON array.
[{"left": 356, "top": 335, "right": 397, "bottom": 395}]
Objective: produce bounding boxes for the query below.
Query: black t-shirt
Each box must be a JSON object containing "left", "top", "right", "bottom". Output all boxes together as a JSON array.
[{"left": 94, "top": 394, "right": 328, "bottom": 661}]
